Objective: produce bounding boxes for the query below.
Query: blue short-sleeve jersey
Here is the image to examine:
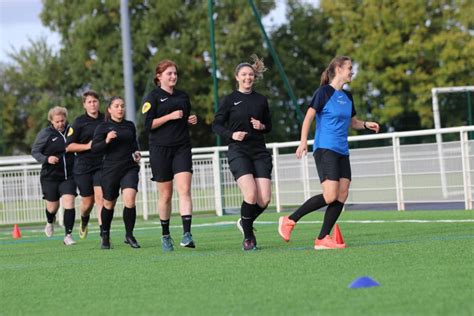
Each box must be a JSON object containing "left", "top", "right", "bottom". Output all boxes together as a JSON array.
[{"left": 309, "top": 85, "right": 356, "bottom": 156}]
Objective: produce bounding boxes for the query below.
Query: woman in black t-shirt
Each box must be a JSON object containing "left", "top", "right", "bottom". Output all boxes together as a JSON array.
[
  {"left": 213, "top": 55, "right": 273, "bottom": 251},
  {"left": 142, "top": 59, "right": 198, "bottom": 252}
]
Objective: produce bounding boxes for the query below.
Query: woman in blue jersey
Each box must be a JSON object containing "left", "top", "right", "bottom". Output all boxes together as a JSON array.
[{"left": 278, "top": 56, "right": 379, "bottom": 249}]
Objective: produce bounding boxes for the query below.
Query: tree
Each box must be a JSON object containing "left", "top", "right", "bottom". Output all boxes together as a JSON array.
[
  {"left": 321, "top": 0, "right": 474, "bottom": 131},
  {"left": 40, "top": 0, "right": 276, "bottom": 148},
  {"left": 0, "top": 39, "right": 67, "bottom": 154}
]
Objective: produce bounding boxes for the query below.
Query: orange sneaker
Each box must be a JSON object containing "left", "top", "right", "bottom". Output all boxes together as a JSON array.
[
  {"left": 278, "top": 216, "right": 296, "bottom": 242},
  {"left": 314, "top": 235, "right": 346, "bottom": 250}
]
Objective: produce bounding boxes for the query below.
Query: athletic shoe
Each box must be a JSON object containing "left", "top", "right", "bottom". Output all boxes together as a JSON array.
[
  {"left": 180, "top": 232, "right": 195, "bottom": 248},
  {"left": 101, "top": 233, "right": 111, "bottom": 250},
  {"left": 314, "top": 235, "right": 346, "bottom": 250},
  {"left": 79, "top": 221, "right": 88, "bottom": 240},
  {"left": 242, "top": 238, "right": 257, "bottom": 251},
  {"left": 236, "top": 218, "right": 257, "bottom": 237},
  {"left": 161, "top": 235, "right": 174, "bottom": 252},
  {"left": 63, "top": 234, "right": 76, "bottom": 246},
  {"left": 278, "top": 216, "right": 295, "bottom": 242},
  {"left": 44, "top": 222, "right": 54, "bottom": 237},
  {"left": 124, "top": 235, "right": 141, "bottom": 248}
]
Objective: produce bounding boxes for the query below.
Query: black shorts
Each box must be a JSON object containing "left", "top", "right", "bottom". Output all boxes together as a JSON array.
[
  {"left": 150, "top": 144, "right": 193, "bottom": 182},
  {"left": 227, "top": 143, "right": 273, "bottom": 181},
  {"left": 314, "top": 148, "right": 351, "bottom": 182},
  {"left": 40, "top": 177, "right": 77, "bottom": 202},
  {"left": 74, "top": 169, "right": 101, "bottom": 197},
  {"left": 101, "top": 165, "right": 139, "bottom": 201}
]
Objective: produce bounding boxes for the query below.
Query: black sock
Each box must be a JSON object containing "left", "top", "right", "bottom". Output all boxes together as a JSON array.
[
  {"left": 45, "top": 209, "right": 56, "bottom": 224},
  {"left": 100, "top": 207, "right": 114, "bottom": 235},
  {"left": 318, "top": 201, "right": 344, "bottom": 239},
  {"left": 81, "top": 215, "right": 90, "bottom": 228},
  {"left": 99, "top": 225, "right": 103, "bottom": 236},
  {"left": 289, "top": 194, "right": 327, "bottom": 222},
  {"left": 123, "top": 206, "right": 136, "bottom": 237},
  {"left": 252, "top": 204, "right": 266, "bottom": 223},
  {"left": 160, "top": 219, "right": 170, "bottom": 236},
  {"left": 181, "top": 215, "right": 192, "bottom": 234},
  {"left": 64, "top": 208, "right": 75, "bottom": 235},
  {"left": 241, "top": 201, "right": 255, "bottom": 239}
]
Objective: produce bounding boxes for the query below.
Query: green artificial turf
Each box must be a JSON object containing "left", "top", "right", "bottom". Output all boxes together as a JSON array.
[{"left": 0, "top": 210, "right": 473, "bottom": 315}]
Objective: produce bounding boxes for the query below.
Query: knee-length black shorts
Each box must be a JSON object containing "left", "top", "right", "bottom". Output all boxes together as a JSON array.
[
  {"left": 227, "top": 142, "right": 273, "bottom": 181},
  {"left": 40, "top": 177, "right": 77, "bottom": 202},
  {"left": 74, "top": 168, "right": 101, "bottom": 197},
  {"left": 149, "top": 143, "right": 193, "bottom": 182},
  {"left": 101, "top": 164, "right": 139, "bottom": 201},
  {"left": 313, "top": 148, "right": 351, "bottom": 182}
]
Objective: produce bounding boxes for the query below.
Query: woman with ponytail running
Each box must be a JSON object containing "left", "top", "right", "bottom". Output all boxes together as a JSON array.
[{"left": 278, "top": 56, "right": 379, "bottom": 250}]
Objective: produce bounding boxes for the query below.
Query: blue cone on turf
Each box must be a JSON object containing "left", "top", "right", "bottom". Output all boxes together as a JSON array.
[{"left": 348, "top": 276, "right": 380, "bottom": 289}]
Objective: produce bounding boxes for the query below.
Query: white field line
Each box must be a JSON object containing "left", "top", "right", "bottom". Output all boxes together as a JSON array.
[{"left": 1, "top": 219, "right": 473, "bottom": 240}]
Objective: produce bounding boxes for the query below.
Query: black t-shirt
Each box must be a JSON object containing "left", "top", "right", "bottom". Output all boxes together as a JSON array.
[
  {"left": 66, "top": 112, "right": 105, "bottom": 174},
  {"left": 142, "top": 86, "right": 191, "bottom": 147},
  {"left": 91, "top": 119, "right": 139, "bottom": 166},
  {"left": 212, "top": 90, "right": 272, "bottom": 144}
]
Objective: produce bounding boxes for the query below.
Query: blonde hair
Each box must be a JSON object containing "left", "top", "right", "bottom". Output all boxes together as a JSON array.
[
  {"left": 234, "top": 54, "right": 268, "bottom": 80},
  {"left": 48, "top": 106, "right": 68, "bottom": 122}
]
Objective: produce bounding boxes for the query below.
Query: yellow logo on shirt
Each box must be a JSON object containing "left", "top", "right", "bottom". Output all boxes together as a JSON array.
[
  {"left": 142, "top": 102, "right": 151, "bottom": 114},
  {"left": 67, "top": 127, "right": 74, "bottom": 137}
]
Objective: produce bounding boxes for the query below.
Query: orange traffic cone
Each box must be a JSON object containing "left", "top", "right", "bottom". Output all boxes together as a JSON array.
[
  {"left": 12, "top": 224, "right": 22, "bottom": 239},
  {"left": 332, "top": 224, "right": 344, "bottom": 245}
]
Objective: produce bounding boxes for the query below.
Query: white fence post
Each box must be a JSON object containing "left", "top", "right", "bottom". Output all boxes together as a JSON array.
[
  {"left": 302, "top": 153, "right": 311, "bottom": 201},
  {"left": 392, "top": 135, "right": 405, "bottom": 211},
  {"left": 212, "top": 149, "right": 223, "bottom": 216},
  {"left": 139, "top": 159, "right": 149, "bottom": 220},
  {"left": 272, "top": 145, "right": 281, "bottom": 212},
  {"left": 460, "top": 131, "right": 472, "bottom": 210}
]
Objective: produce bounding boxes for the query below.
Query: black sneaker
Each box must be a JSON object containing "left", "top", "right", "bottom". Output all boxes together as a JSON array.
[
  {"left": 101, "top": 233, "right": 111, "bottom": 250},
  {"left": 124, "top": 235, "right": 141, "bottom": 248}
]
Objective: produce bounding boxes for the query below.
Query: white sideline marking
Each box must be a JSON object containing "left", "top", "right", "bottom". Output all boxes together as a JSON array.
[{"left": 1, "top": 219, "right": 473, "bottom": 240}]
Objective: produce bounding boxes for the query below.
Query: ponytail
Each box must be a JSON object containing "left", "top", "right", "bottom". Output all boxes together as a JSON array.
[
  {"left": 320, "top": 56, "right": 352, "bottom": 87},
  {"left": 320, "top": 68, "right": 330, "bottom": 86}
]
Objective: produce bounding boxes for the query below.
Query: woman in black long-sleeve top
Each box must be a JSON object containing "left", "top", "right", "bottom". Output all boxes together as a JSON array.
[
  {"left": 212, "top": 55, "right": 272, "bottom": 251},
  {"left": 32, "top": 106, "right": 77, "bottom": 246},
  {"left": 92, "top": 96, "right": 141, "bottom": 249}
]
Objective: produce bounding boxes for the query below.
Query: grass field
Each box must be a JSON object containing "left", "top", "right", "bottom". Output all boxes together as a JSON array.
[{"left": 0, "top": 210, "right": 473, "bottom": 315}]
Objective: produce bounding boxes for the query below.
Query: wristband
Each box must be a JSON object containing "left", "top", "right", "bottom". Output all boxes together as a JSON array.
[{"left": 363, "top": 121, "right": 368, "bottom": 130}]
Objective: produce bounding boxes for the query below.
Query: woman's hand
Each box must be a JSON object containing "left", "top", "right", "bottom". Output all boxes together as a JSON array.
[
  {"left": 168, "top": 110, "right": 183, "bottom": 120},
  {"left": 364, "top": 121, "right": 380, "bottom": 133},
  {"left": 47, "top": 156, "right": 59, "bottom": 164},
  {"left": 188, "top": 115, "right": 198, "bottom": 125},
  {"left": 232, "top": 131, "right": 248, "bottom": 142},
  {"left": 295, "top": 143, "right": 307, "bottom": 160},
  {"left": 105, "top": 130, "right": 117, "bottom": 144},
  {"left": 250, "top": 117, "right": 265, "bottom": 130},
  {"left": 132, "top": 151, "right": 141, "bottom": 163}
]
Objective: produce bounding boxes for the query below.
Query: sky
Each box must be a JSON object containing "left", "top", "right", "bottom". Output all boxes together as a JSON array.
[
  {"left": 0, "top": 0, "right": 299, "bottom": 64},
  {"left": 0, "top": 0, "right": 61, "bottom": 62}
]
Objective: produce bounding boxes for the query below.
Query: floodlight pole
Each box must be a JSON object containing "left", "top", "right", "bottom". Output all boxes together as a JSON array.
[
  {"left": 432, "top": 86, "right": 474, "bottom": 198},
  {"left": 208, "top": 0, "right": 220, "bottom": 146},
  {"left": 120, "top": 0, "right": 136, "bottom": 123}
]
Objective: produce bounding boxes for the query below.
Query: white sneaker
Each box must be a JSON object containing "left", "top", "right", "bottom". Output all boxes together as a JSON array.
[
  {"left": 63, "top": 234, "right": 76, "bottom": 246},
  {"left": 236, "top": 218, "right": 244, "bottom": 236},
  {"left": 44, "top": 223, "right": 54, "bottom": 237}
]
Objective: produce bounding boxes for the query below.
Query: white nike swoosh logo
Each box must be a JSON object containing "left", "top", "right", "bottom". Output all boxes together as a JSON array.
[
  {"left": 234, "top": 101, "right": 242, "bottom": 105},
  {"left": 52, "top": 137, "right": 58, "bottom": 141},
  {"left": 160, "top": 98, "right": 168, "bottom": 102}
]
